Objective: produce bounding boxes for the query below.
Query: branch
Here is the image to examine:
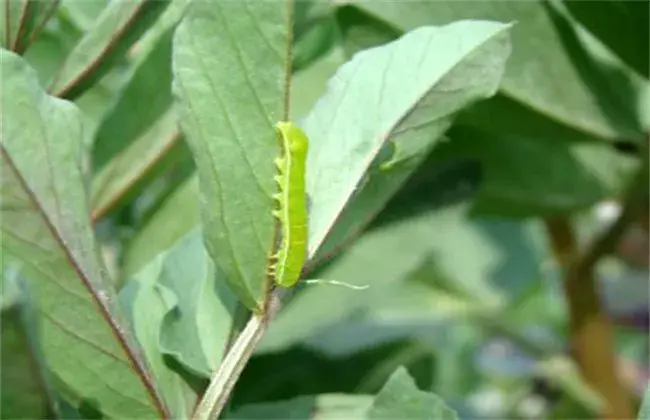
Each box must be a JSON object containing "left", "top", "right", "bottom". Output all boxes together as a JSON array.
[{"left": 544, "top": 154, "right": 647, "bottom": 419}]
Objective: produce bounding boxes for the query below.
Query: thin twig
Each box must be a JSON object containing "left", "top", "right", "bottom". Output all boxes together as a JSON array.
[{"left": 191, "top": 289, "right": 285, "bottom": 420}]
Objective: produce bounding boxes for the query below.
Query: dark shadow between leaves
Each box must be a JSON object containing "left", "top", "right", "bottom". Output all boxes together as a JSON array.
[
  {"left": 542, "top": 0, "right": 644, "bottom": 144},
  {"left": 371, "top": 156, "right": 482, "bottom": 230},
  {"left": 562, "top": 0, "right": 649, "bottom": 78},
  {"left": 231, "top": 341, "right": 434, "bottom": 409},
  {"left": 441, "top": 93, "right": 639, "bottom": 217}
]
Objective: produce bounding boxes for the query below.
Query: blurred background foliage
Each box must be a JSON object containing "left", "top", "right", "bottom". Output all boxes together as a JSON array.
[{"left": 1, "top": 0, "right": 648, "bottom": 419}]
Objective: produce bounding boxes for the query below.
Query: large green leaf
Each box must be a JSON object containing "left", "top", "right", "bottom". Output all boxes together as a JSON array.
[
  {"left": 302, "top": 21, "right": 512, "bottom": 262},
  {"left": 49, "top": 0, "right": 170, "bottom": 99},
  {"left": 367, "top": 366, "right": 458, "bottom": 419},
  {"left": 154, "top": 228, "right": 238, "bottom": 378},
  {"left": 89, "top": 11, "right": 195, "bottom": 220},
  {"left": 22, "top": 6, "right": 84, "bottom": 85},
  {"left": 92, "top": 23, "right": 176, "bottom": 171},
  {"left": 172, "top": 1, "right": 292, "bottom": 311},
  {"left": 351, "top": 0, "right": 646, "bottom": 142},
  {"left": 121, "top": 227, "right": 239, "bottom": 414},
  {"left": 120, "top": 228, "right": 236, "bottom": 417},
  {"left": 0, "top": 0, "right": 60, "bottom": 54},
  {"left": 336, "top": 3, "right": 642, "bottom": 217},
  {"left": 120, "top": 270, "right": 195, "bottom": 419},
  {"left": 0, "top": 50, "right": 167, "bottom": 418},
  {"left": 123, "top": 41, "right": 345, "bottom": 281},
  {"left": 92, "top": 0, "right": 191, "bottom": 172}
]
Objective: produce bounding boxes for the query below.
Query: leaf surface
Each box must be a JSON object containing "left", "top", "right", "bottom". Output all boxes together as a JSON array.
[
  {"left": 1, "top": 50, "right": 167, "bottom": 418},
  {"left": 1, "top": 0, "right": 59, "bottom": 54},
  {"left": 302, "top": 21, "right": 512, "bottom": 261},
  {"left": 155, "top": 229, "right": 238, "bottom": 378},
  {"left": 367, "top": 366, "right": 458, "bottom": 419},
  {"left": 49, "top": 0, "right": 169, "bottom": 99},
  {"left": 172, "top": 1, "right": 291, "bottom": 310},
  {"left": 352, "top": 0, "right": 646, "bottom": 141}
]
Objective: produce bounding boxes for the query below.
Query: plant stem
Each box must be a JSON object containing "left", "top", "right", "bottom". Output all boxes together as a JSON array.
[
  {"left": 544, "top": 158, "right": 647, "bottom": 419},
  {"left": 546, "top": 217, "right": 633, "bottom": 419},
  {"left": 191, "top": 290, "right": 283, "bottom": 420}
]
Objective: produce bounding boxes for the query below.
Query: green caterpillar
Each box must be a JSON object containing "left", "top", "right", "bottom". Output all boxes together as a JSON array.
[{"left": 268, "top": 121, "right": 309, "bottom": 288}]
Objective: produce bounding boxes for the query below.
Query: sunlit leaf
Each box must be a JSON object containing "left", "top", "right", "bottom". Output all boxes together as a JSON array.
[
  {"left": 351, "top": 0, "right": 646, "bottom": 142},
  {"left": 302, "top": 21, "right": 512, "bottom": 262}
]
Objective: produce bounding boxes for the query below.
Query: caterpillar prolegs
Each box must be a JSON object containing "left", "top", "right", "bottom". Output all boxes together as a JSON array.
[{"left": 268, "top": 122, "right": 309, "bottom": 288}]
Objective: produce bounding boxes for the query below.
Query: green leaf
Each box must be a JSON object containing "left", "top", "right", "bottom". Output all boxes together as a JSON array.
[
  {"left": 1, "top": 302, "right": 54, "bottom": 418},
  {"left": 640, "top": 382, "right": 650, "bottom": 420},
  {"left": 0, "top": 50, "right": 167, "bottom": 418},
  {"left": 22, "top": 7, "right": 84, "bottom": 85},
  {"left": 350, "top": 1, "right": 645, "bottom": 142},
  {"left": 123, "top": 42, "right": 342, "bottom": 278},
  {"left": 563, "top": 0, "right": 648, "bottom": 78},
  {"left": 92, "top": 17, "right": 176, "bottom": 172},
  {"left": 1, "top": 0, "right": 60, "bottom": 54},
  {"left": 49, "top": 0, "right": 170, "bottom": 99},
  {"left": 302, "top": 21, "right": 512, "bottom": 262},
  {"left": 122, "top": 39, "right": 343, "bottom": 277},
  {"left": 335, "top": 3, "right": 641, "bottom": 216},
  {"left": 227, "top": 394, "right": 373, "bottom": 419},
  {"left": 120, "top": 231, "right": 219, "bottom": 418},
  {"left": 366, "top": 366, "right": 458, "bottom": 419},
  {"left": 172, "top": 1, "right": 292, "bottom": 311},
  {"left": 91, "top": 107, "right": 192, "bottom": 220},
  {"left": 89, "top": 13, "right": 195, "bottom": 220},
  {"left": 74, "top": 68, "right": 130, "bottom": 143},
  {"left": 432, "top": 324, "right": 484, "bottom": 400},
  {"left": 123, "top": 176, "right": 201, "bottom": 277},
  {"left": 154, "top": 228, "right": 238, "bottom": 378}
]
